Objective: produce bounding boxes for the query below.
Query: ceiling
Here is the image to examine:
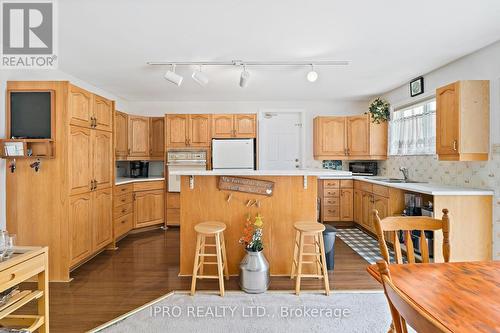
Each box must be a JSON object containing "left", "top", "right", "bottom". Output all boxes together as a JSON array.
[{"left": 58, "top": 0, "right": 500, "bottom": 102}]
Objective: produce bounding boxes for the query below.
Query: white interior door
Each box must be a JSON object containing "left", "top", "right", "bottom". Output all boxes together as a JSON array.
[{"left": 259, "top": 110, "right": 304, "bottom": 170}]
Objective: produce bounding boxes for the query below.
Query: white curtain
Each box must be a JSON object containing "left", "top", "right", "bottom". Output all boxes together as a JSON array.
[{"left": 389, "top": 99, "right": 436, "bottom": 156}]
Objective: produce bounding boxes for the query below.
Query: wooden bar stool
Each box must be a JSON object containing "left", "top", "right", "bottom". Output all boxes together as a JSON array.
[
  {"left": 190, "top": 221, "right": 229, "bottom": 296},
  {"left": 290, "top": 221, "right": 330, "bottom": 295}
]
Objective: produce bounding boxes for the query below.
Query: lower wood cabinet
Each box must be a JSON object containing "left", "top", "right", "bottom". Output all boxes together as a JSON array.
[
  {"left": 340, "top": 188, "right": 354, "bottom": 221},
  {"left": 69, "top": 187, "right": 113, "bottom": 267},
  {"left": 319, "top": 179, "right": 353, "bottom": 222},
  {"left": 134, "top": 189, "right": 164, "bottom": 228}
]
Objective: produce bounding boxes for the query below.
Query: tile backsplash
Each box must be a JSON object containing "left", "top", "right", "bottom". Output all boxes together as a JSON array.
[{"left": 378, "top": 149, "right": 500, "bottom": 259}]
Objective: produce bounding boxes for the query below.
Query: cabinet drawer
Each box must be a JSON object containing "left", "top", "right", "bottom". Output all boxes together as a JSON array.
[
  {"left": 113, "top": 203, "right": 133, "bottom": 218},
  {"left": 323, "top": 188, "right": 340, "bottom": 197},
  {"left": 323, "top": 180, "right": 340, "bottom": 188},
  {"left": 323, "top": 197, "right": 339, "bottom": 206},
  {"left": 372, "top": 184, "right": 390, "bottom": 198},
  {"left": 114, "top": 184, "right": 133, "bottom": 195},
  {"left": 114, "top": 213, "right": 133, "bottom": 238},
  {"left": 357, "top": 181, "right": 373, "bottom": 193},
  {"left": 0, "top": 254, "right": 45, "bottom": 290},
  {"left": 133, "top": 181, "right": 164, "bottom": 192},
  {"left": 323, "top": 205, "right": 340, "bottom": 221},
  {"left": 340, "top": 179, "right": 353, "bottom": 188},
  {"left": 114, "top": 193, "right": 133, "bottom": 207}
]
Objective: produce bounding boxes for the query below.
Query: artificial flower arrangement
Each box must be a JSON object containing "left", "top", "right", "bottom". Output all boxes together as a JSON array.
[{"left": 239, "top": 213, "right": 264, "bottom": 252}]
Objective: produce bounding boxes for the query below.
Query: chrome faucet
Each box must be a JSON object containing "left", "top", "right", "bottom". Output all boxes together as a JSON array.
[{"left": 399, "top": 167, "right": 409, "bottom": 182}]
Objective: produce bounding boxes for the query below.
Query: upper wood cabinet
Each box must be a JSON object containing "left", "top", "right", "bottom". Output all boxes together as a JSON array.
[
  {"left": 115, "top": 111, "right": 128, "bottom": 159},
  {"left": 314, "top": 114, "right": 387, "bottom": 160},
  {"left": 166, "top": 114, "right": 211, "bottom": 148},
  {"left": 166, "top": 114, "right": 189, "bottom": 147},
  {"left": 128, "top": 115, "right": 150, "bottom": 157},
  {"left": 189, "top": 114, "right": 211, "bottom": 146},
  {"left": 93, "top": 95, "right": 113, "bottom": 132},
  {"left": 436, "top": 80, "right": 489, "bottom": 161},
  {"left": 212, "top": 114, "right": 257, "bottom": 138},
  {"left": 92, "top": 188, "right": 113, "bottom": 252},
  {"left": 68, "top": 85, "right": 92, "bottom": 128},
  {"left": 150, "top": 117, "right": 165, "bottom": 158}
]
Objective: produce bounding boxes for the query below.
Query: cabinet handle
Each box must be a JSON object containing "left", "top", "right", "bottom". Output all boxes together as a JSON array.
[
  {"left": 453, "top": 140, "right": 457, "bottom": 151},
  {"left": 128, "top": 148, "right": 131, "bottom": 155},
  {"left": 94, "top": 180, "right": 98, "bottom": 190},
  {"left": 121, "top": 208, "right": 126, "bottom": 213},
  {"left": 121, "top": 220, "right": 126, "bottom": 224},
  {"left": 133, "top": 193, "right": 136, "bottom": 200},
  {"left": 90, "top": 181, "right": 94, "bottom": 191}
]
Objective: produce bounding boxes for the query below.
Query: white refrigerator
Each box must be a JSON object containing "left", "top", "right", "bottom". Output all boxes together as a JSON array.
[{"left": 212, "top": 139, "right": 255, "bottom": 170}]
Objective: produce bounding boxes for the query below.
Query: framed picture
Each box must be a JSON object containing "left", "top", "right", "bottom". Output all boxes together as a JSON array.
[{"left": 410, "top": 77, "right": 424, "bottom": 97}]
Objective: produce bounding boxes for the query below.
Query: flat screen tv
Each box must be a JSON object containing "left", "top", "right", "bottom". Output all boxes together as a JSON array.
[{"left": 10, "top": 91, "right": 52, "bottom": 139}]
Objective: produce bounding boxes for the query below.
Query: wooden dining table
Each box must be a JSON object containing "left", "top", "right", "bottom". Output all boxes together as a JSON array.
[{"left": 367, "top": 261, "right": 500, "bottom": 333}]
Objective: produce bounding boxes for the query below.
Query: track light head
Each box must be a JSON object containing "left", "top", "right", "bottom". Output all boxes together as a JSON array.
[
  {"left": 239, "top": 66, "right": 250, "bottom": 88},
  {"left": 192, "top": 66, "right": 209, "bottom": 87},
  {"left": 164, "top": 64, "right": 183, "bottom": 86},
  {"left": 307, "top": 65, "right": 318, "bottom": 82}
]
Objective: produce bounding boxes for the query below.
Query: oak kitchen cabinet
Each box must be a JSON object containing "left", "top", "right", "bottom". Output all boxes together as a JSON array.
[
  {"left": 319, "top": 179, "right": 353, "bottom": 223},
  {"left": 150, "top": 117, "right": 165, "bottom": 158},
  {"left": 128, "top": 115, "right": 150, "bottom": 157},
  {"left": 436, "top": 80, "right": 489, "bottom": 161},
  {"left": 133, "top": 181, "right": 165, "bottom": 228},
  {"left": 166, "top": 114, "right": 211, "bottom": 148},
  {"left": 212, "top": 114, "right": 257, "bottom": 138},
  {"left": 313, "top": 114, "right": 387, "bottom": 160},
  {"left": 68, "top": 84, "right": 113, "bottom": 133},
  {"left": 115, "top": 111, "right": 128, "bottom": 159}
]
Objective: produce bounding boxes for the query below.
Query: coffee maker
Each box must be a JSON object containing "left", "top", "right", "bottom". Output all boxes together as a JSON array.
[{"left": 130, "top": 161, "right": 149, "bottom": 178}]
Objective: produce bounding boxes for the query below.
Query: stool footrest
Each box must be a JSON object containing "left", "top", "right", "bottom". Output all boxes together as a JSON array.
[
  {"left": 198, "top": 253, "right": 217, "bottom": 257},
  {"left": 196, "top": 275, "right": 220, "bottom": 279}
]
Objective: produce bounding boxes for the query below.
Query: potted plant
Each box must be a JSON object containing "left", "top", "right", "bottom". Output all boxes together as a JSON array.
[
  {"left": 238, "top": 214, "right": 270, "bottom": 293},
  {"left": 368, "top": 97, "right": 391, "bottom": 123}
]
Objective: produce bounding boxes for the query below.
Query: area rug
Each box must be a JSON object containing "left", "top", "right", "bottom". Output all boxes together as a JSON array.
[
  {"left": 91, "top": 291, "right": 392, "bottom": 333},
  {"left": 336, "top": 228, "right": 398, "bottom": 264}
]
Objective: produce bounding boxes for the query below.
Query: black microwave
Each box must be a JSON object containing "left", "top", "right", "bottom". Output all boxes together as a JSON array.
[{"left": 348, "top": 162, "right": 378, "bottom": 176}]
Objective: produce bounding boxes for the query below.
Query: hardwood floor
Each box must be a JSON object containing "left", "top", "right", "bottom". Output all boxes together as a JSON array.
[{"left": 21, "top": 227, "right": 380, "bottom": 333}]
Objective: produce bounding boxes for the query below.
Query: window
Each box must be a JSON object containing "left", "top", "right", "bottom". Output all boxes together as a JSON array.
[{"left": 389, "top": 98, "right": 436, "bottom": 156}]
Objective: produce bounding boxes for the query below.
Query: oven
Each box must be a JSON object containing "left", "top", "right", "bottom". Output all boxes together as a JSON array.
[{"left": 166, "top": 150, "right": 207, "bottom": 192}]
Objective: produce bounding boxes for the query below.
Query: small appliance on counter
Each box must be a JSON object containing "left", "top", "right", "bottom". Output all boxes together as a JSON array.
[
  {"left": 348, "top": 162, "right": 378, "bottom": 176},
  {"left": 130, "top": 161, "right": 149, "bottom": 178},
  {"left": 212, "top": 139, "right": 255, "bottom": 170},
  {"left": 403, "top": 193, "right": 422, "bottom": 216}
]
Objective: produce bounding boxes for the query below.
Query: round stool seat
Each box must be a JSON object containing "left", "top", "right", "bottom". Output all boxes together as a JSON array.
[
  {"left": 293, "top": 221, "right": 325, "bottom": 233},
  {"left": 194, "top": 221, "right": 226, "bottom": 234}
]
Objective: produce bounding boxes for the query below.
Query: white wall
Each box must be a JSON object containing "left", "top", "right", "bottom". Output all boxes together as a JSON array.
[
  {"left": 127, "top": 100, "right": 368, "bottom": 168},
  {"left": 380, "top": 40, "right": 500, "bottom": 259},
  {"left": 0, "top": 69, "right": 130, "bottom": 229}
]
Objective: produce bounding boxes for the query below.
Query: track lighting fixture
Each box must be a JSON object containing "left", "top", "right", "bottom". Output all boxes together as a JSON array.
[
  {"left": 307, "top": 65, "right": 318, "bottom": 82},
  {"left": 192, "top": 66, "right": 209, "bottom": 86},
  {"left": 164, "top": 64, "right": 183, "bottom": 86},
  {"left": 239, "top": 66, "right": 250, "bottom": 88}
]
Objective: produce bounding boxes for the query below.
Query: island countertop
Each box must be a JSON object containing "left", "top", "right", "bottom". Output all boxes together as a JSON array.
[{"left": 169, "top": 169, "right": 352, "bottom": 177}]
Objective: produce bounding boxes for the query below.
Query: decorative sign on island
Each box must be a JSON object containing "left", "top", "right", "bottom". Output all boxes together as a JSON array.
[{"left": 218, "top": 176, "right": 275, "bottom": 196}]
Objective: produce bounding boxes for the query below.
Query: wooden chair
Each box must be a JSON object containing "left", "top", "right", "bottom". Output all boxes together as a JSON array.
[
  {"left": 290, "top": 221, "right": 330, "bottom": 295},
  {"left": 377, "top": 261, "right": 452, "bottom": 333},
  {"left": 190, "top": 221, "right": 229, "bottom": 297},
  {"left": 373, "top": 209, "right": 450, "bottom": 264}
]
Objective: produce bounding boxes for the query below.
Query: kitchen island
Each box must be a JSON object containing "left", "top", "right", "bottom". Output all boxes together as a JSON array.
[{"left": 171, "top": 169, "right": 351, "bottom": 276}]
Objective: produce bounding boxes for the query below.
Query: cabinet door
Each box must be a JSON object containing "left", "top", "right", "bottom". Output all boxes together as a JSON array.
[
  {"left": 128, "top": 116, "right": 150, "bottom": 156},
  {"left": 373, "top": 195, "right": 391, "bottom": 243},
  {"left": 212, "top": 114, "right": 234, "bottom": 138},
  {"left": 318, "top": 117, "right": 346, "bottom": 156},
  {"left": 234, "top": 114, "right": 256, "bottom": 138},
  {"left": 166, "top": 114, "right": 189, "bottom": 147},
  {"left": 93, "top": 129, "right": 113, "bottom": 190},
  {"left": 92, "top": 188, "right": 113, "bottom": 251},
  {"left": 93, "top": 95, "right": 113, "bottom": 132},
  {"left": 134, "top": 190, "right": 165, "bottom": 228},
  {"left": 68, "top": 85, "right": 92, "bottom": 128},
  {"left": 69, "top": 193, "right": 92, "bottom": 266},
  {"left": 189, "top": 114, "right": 211, "bottom": 147},
  {"left": 436, "top": 82, "right": 459, "bottom": 156},
  {"left": 353, "top": 189, "right": 362, "bottom": 223},
  {"left": 347, "top": 115, "right": 370, "bottom": 156},
  {"left": 115, "top": 111, "right": 128, "bottom": 158},
  {"left": 150, "top": 117, "right": 165, "bottom": 157},
  {"left": 69, "top": 126, "right": 93, "bottom": 196},
  {"left": 340, "top": 189, "right": 354, "bottom": 221},
  {"left": 361, "top": 191, "right": 373, "bottom": 231}
]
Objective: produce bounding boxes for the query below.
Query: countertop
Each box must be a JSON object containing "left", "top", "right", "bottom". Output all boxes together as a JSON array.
[
  {"left": 168, "top": 169, "right": 493, "bottom": 196},
  {"left": 115, "top": 176, "right": 165, "bottom": 185},
  {"left": 168, "top": 169, "right": 353, "bottom": 177}
]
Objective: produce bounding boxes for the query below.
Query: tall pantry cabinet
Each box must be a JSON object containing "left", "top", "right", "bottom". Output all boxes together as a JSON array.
[{"left": 6, "top": 81, "right": 115, "bottom": 281}]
